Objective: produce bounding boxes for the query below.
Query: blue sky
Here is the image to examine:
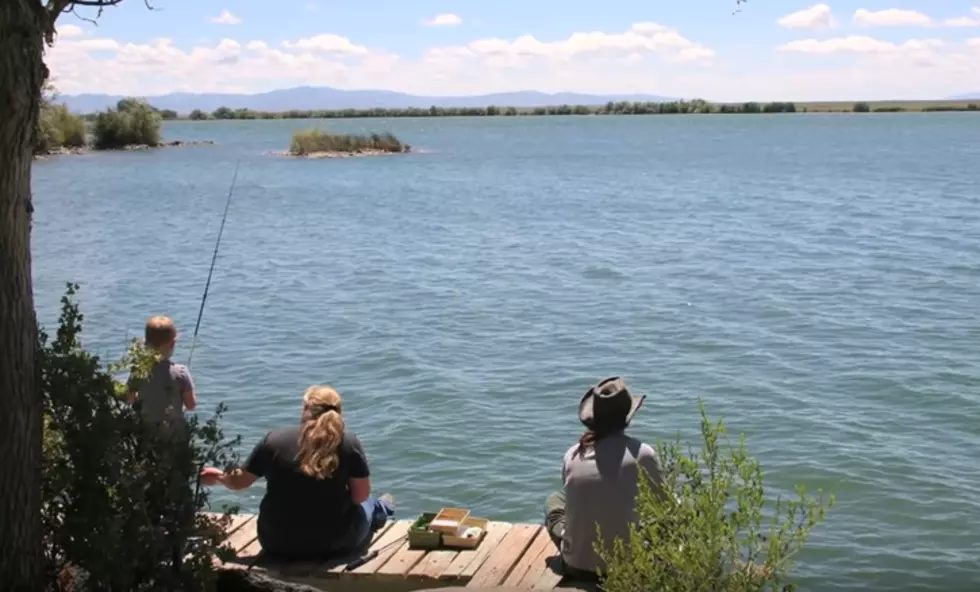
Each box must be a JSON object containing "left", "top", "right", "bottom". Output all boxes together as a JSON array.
[{"left": 47, "top": 1, "right": 980, "bottom": 100}]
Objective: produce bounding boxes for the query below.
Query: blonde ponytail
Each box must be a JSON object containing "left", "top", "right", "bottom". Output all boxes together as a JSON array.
[{"left": 296, "top": 386, "right": 345, "bottom": 480}]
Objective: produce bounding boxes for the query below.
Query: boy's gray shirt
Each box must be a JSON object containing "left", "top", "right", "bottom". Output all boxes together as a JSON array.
[
  {"left": 560, "top": 431, "right": 665, "bottom": 574},
  {"left": 134, "top": 359, "right": 194, "bottom": 429}
]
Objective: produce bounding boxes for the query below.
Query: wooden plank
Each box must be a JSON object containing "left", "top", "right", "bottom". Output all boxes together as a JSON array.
[
  {"left": 505, "top": 528, "right": 562, "bottom": 589},
  {"left": 342, "top": 519, "right": 411, "bottom": 578},
  {"left": 407, "top": 549, "right": 458, "bottom": 581},
  {"left": 277, "top": 520, "right": 399, "bottom": 579},
  {"left": 228, "top": 537, "right": 265, "bottom": 572},
  {"left": 324, "top": 520, "right": 396, "bottom": 575},
  {"left": 373, "top": 539, "right": 427, "bottom": 579},
  {"left": 530, "top": 561, "right": 565, "bottom": 591},
  {"left": 223, "top": 513, "right": 255, "bottom": 540},
  {"left": 466, "top": 523, "right": 541, "bottom": 588},
  {"left": 226, "top": 516, "right": 259, "bottom": 554},
  {"left": 440, "top": 522, "right": 513, "bottom": 581}
]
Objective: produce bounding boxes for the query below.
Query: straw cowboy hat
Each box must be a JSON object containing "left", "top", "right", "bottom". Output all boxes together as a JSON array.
[{"left": 578, "top": 376, "right": 646, "bottom": 431}]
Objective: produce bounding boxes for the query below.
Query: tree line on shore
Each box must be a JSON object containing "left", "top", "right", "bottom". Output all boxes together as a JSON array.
[
  {"left": 36, "top": 90, "right": 411, "bottom": 158},
  {"left": 139, "top": 99, "right": 980, "bottom": 121},
  {"left": 41, "top": 95, "right": 980, "bottom": 158}
]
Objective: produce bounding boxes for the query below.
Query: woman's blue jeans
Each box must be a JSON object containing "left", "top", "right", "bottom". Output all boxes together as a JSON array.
[{"left": 347, "top": 496, "right": 395, "bottom": 552}]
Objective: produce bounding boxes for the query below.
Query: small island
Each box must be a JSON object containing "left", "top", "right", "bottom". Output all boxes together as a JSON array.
[
  {"left": 281, "top": 127, "right": 411, "bottom": 159},
  {"left": 34, "top": 91, "right": 216, "bottom": 159}
]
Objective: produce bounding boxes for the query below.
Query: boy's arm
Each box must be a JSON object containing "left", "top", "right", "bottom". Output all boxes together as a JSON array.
[{"left": 176, "top": 365, "right": 197, "bottom": 411}]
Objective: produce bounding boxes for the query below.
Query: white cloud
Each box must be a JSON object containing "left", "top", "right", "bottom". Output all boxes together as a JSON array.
[
  {"left": 42, "top": 23, "right": 980, "bottom": 102},
  {"left": 426, "top": 22, "right": 715, "bottom": 66},
  {"left": 777, "top": 4, "right": 837, "bottom": 30},
  {"left": 57, "top": 24, "right": 84, "bottom": 38},
  {"left": 853, "top": 8, "right": 933, "bottom": 28},
  {"left": 281, "top": 34, "right": 369, "bottom": 55},
  {"left": 777, "top": 35, "right": 944, "bottom": 54},
  {"left": 424, "top": 13, "right": 462, "bottom": 27},
  {"left": 944, "top": 7, "right": 980, "bottom": 27},
  {"left": 210, "top": 10, "right": 242, "bottom": 25}
]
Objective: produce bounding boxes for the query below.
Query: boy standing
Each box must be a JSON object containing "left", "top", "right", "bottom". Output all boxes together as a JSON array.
[{"left": 127, "top": 315, "right": 197, "bottom": 431}]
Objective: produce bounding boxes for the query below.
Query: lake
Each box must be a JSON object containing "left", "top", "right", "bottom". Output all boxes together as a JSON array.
[{"left": 31, "top": 114, "right": 980, "bottom": 590}]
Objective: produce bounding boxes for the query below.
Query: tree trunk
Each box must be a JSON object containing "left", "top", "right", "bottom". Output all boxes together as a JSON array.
[{"left": 0, "top": 1, "right": 46, "bottom": 588}]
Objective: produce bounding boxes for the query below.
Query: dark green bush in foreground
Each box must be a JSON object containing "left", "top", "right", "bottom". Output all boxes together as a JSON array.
[
  {"left": 289, "top": 127, "right": 410, "bottom": 155},
  {"left": 596, "top": 400, "right": 834, "bottom": 592},
  {"left": 41, "top": 283, "right": 241, "bottom": 590},
  {"left": 92, "top": 98, "right": 163, "bottom": 149}
]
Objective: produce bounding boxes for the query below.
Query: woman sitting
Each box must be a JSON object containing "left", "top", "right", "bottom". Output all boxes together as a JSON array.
[
  {"left": 201, "top": 385, "right": 394, "bottom": 560},
  {"left": 543, "top": 377, "right": 665, "bottom": 581}
]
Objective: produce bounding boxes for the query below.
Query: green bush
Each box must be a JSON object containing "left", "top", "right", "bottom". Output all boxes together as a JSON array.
[
  {"left": 288, "top": 127, "right": 409, "bottom": 155},
  {"left": 189, "top": 109, "right": 209, "bottom": 120},
  {"left": 852, "top": 102, "right": 871, "bottom": 113},
  {"left": 92, "top": 98, "right": 163, "bottom": 149},
  {"left": 34, "top": 104, "right": 87, "bottom": 154},
  {"left": 596, "top": 400, "right": 834, "bottom": 592},
  {"left": 40, "top": 283, "right": 242, "bottom": 590}
]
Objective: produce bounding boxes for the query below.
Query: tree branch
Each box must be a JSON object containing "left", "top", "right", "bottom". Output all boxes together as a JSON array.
[{"left": 45, "top": 0, "right": 156, "bottom": 44}]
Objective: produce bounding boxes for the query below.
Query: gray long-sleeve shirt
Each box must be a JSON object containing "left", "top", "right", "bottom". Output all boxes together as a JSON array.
[{"left": 560, "top": 430, "right": 665, "bottom": 573}]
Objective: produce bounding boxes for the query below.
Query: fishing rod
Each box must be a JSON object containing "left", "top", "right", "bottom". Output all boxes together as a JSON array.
[
  {"left": 179, "top": 162, "right": 241, "bottom": 579},
  {"left": 186, "top": 160, "right": 240, "bottom": 369}
]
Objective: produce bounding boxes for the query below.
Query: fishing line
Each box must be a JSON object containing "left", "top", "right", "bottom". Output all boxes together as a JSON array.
[{"left": 187, "top": 160, "right": 241, "bottom": 369}]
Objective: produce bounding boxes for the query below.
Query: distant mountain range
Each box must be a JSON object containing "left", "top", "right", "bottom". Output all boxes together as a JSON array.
[
  {"left": 56, "top": 86, "right": 676, "bottom": 114},
  {"left": 948, "top": 92, "right": 980, "bottom": 100}
]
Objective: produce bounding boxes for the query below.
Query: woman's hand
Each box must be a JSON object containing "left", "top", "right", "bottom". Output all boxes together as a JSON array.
[{"left": 200, "top": 467, "right": 225, "bottom": 487}]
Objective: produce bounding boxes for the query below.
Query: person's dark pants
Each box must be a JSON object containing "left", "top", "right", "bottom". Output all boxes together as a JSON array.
[
  {"left": 544, "top": 490, "right": 600, "bottom": 583},
  {"left": 260, "top": 496, "right": 395, "bottom": 561}
]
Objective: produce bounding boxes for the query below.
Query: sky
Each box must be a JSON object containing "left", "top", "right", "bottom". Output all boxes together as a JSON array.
[{"left": 46, "top": 0, "right": 980, "bottom": 101}]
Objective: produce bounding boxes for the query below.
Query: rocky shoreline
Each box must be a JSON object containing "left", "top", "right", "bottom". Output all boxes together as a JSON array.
[{"left": 34, "top": 139, "right": 216, "bottom": 160}]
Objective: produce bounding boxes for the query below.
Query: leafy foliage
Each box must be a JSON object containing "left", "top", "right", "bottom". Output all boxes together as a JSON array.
[
  {"left": 595, "top": 400, "right": 834, "bottom": 592},
  {"left": 37, "top": 104, "right": 88, "bottom": 152},
  {"left": 40, "top": 283, "right": 242, "bottom": 591},
  {"left": 34, "top": 82, "right": 87, "bottom": 155},
  {"left": 92, "top": 97, "right": 162, "bottom": 149},
  {"left": 289, "top": 127, "right": 409, "bottom": 155}
]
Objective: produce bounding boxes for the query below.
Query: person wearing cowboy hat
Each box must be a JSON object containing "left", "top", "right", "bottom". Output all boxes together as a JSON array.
[{"left": 543, "top": 377, "right": 665, "bottom": 581}]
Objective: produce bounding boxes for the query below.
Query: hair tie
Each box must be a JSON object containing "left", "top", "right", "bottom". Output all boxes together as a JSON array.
[{"left": 309, "top": 404, "right": 339, "bottom": 418}]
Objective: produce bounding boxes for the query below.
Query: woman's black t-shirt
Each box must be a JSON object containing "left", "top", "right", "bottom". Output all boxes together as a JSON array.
[{"left": 243, "top": 425, "right": 370, "bottom": 557}]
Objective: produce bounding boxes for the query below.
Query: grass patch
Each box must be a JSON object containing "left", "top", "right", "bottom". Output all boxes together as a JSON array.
[{"left": 288, "top": 128, "right": 410, "bottom": 156}]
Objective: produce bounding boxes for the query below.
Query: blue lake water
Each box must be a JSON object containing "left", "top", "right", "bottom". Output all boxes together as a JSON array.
[{"left": 31, "top": 114, "right": 980, "bottom": 590}]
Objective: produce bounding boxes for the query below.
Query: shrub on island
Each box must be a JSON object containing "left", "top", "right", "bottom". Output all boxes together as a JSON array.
[
  {"left": 92, "top": 98, "right": 163, "bottom": 150},
  {"left": 35, "top": 104, "right": 87, "bottom": 154},
  {"left": 288, "top": 127, "right": 410, "bottom": 157}
]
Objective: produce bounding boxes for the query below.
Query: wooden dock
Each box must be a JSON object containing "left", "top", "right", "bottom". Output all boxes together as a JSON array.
[{"left": 211, "top": 512, "right": 588, "bottom": 591}]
